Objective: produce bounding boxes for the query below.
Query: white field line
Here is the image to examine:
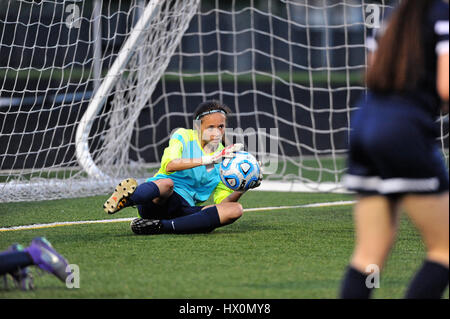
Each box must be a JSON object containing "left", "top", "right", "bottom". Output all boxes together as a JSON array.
[{"left": 0, "top": 200, "right": 355, "bottom": 232}]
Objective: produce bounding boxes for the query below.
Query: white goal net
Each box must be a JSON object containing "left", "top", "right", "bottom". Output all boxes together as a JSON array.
[{"left": 0, "top": 0, "right": 447, "bottom": 202}]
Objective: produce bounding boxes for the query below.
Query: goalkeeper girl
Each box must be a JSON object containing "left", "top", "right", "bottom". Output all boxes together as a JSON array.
[
  {"left": 340, "top": 0, "right": 449, "bottom": 298},
  {"left": 103, "top": 100, "right": 262, "bottom": 235}
]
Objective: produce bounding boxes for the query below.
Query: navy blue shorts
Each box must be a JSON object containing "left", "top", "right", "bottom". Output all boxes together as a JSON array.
[
  {"left": 343, "top": 93, "right": 449, "bottom": 196},
  {"left": 137, "top": 191, "right": 204, "bottom": 220}
]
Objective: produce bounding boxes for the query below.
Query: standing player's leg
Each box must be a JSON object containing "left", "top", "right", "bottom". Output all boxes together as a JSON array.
[
  {"left": 340, "top": 195, "right": 401, "bottom": 299},
  {"left": 402, "top": 193, "right": 449, "bottom": 299}
]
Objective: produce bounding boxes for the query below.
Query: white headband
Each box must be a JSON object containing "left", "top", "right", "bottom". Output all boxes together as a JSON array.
[{"left": 195, "top": 109, "right": 227, "bottom": 121}]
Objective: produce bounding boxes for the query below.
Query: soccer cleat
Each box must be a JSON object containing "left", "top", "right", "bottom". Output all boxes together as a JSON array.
[
  {"left": 130, "top": 218, "right": 164, "bottom": 235},
  {"left": 5, "top": 243, "right": 34, "bottom": 291},
  {"left": 24, "top": 237, "right": 70, "bottom": 283},
  {"left": 103, "top": 178, "right": 138, "bottom": 214}
]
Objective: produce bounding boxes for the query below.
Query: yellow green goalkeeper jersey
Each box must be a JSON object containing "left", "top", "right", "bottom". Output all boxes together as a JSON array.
[{"left": 147, "top": 128, "right": 233, "bottom": 206}]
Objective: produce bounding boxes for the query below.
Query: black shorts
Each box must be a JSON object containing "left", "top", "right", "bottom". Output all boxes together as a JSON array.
[
  {"left": 343, "top": 93, "right": 449, "bottom": 196},
  {"left": 137, "top": 190, "right": 204, "bottom": 220}
]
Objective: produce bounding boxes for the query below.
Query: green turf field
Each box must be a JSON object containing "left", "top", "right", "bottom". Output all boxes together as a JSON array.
[{"left": 0, "top": 191, "right": 448, "bottom": 299}]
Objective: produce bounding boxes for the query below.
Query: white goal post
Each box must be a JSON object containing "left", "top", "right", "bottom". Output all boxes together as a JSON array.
[
  {"left": 75, "top": 0, "right": 200, "bottom": 180},
  {"left": 0, "top": 0, "right": 447, "bottom": 202}
]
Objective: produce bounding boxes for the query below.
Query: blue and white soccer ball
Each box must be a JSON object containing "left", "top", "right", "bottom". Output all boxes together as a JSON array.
[{"left": 220, "top": 151, "right": 261, "bottom": 191}]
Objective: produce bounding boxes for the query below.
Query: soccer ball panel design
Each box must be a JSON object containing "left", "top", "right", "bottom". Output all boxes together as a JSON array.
[
  {"left": 238, "top": 161, "right": 253, "bottom": 177},
  {"left": 220, "top": 151, "right": 260, "bottom": 191}
]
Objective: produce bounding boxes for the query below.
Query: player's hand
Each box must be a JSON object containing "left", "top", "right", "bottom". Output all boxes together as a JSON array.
[{"left": 201, "top": 143, "right": 244, "bottom": 165}]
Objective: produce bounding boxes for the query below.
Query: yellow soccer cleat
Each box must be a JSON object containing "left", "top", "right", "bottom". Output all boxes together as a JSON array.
[{"left": 103, "top": 178, "right": 138, "bottom": 214}]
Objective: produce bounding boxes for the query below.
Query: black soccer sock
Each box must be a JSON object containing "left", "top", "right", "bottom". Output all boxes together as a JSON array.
[
  {"left": 405, "top": 260, "right": 449, "bottom": 299},
  {"left": 161, "top": 206, "right": 221, "bottom": 234},
  {"left": 0, "top": 251, "right": 34, "bottom": 275},
  {"left": 130, "top": 181, "right": 160, "bottom": 206},
  {"left": 339, "top": 265, "right": 374, "bottom": 299}
]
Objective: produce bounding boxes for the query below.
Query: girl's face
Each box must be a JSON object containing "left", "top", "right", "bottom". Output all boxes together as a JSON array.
[{"left": 199, "top": 112, "right": 226, "bottom": 148}]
